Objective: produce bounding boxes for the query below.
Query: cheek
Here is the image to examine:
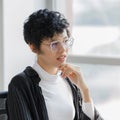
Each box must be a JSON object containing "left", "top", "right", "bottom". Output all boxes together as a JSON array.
[
  {"left": 67, "top": 49, "right": 69, "bottom": 53},
  {"left": 40, "top": 50, "right": 56, "bottom": 61}
]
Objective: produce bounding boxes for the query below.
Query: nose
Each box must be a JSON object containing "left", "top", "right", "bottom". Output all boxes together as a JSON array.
[{"left": 58, "top": 42, "right": 67, "bottom": 52}]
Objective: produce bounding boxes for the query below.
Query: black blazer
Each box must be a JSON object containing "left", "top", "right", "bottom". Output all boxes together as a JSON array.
[{"left": 6, "top": 66, "right": 103, "bottom": 120}]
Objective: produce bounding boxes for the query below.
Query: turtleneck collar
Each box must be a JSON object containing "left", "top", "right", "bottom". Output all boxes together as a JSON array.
[{"left": 33, "top": 61, "right": 62, "bottom": 83}]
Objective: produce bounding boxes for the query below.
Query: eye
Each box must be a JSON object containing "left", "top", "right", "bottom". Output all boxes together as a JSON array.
[
  {"left": 51, "top": 41, "right": 60, "bottom": 48},
  {"left": 64, "top": 39, "right": 69, "bottom": 44},
  {"left": 65, "top": 39, "right": 68, "bottom": 42}
]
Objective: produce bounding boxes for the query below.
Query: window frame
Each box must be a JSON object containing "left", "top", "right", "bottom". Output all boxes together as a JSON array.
[{"left": 51, "top": 0, "right": 120, "bottom": 66}]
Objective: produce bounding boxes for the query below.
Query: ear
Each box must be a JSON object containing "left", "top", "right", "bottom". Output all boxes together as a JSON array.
[{"left": 28, "top": 43, "right": 38, "bottom": 53}]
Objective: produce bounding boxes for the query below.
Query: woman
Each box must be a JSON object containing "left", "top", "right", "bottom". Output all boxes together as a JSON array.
[{"left": 7, "top": 9, "right": 103, "bottom": 120}]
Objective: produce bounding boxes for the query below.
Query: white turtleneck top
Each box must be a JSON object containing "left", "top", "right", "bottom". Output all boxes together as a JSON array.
[{"left": 33, "top": 62, "right": 94, "bottom": 120}]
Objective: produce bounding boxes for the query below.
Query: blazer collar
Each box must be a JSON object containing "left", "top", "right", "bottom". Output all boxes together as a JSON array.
[{"left": 24, "top": 66, "right": 41, "bottom": 85}]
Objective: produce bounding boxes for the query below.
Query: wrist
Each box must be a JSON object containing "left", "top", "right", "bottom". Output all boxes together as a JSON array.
[{"left": 82, "top": 88, "right": 91, "bottom": 102}]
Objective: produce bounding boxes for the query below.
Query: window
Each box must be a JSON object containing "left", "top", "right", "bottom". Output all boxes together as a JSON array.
[
  {"left": 61, "top": 0, "right": 120, "bottom": 119},
  {"left": 72, "top": 0, "right": 120, "bottom": 56},
  {"left": 2, "top": 0, "right": 120, "bottom": 119}
]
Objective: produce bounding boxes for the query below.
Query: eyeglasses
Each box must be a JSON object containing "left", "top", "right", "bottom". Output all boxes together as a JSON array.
[{"left": 42, "top": 37, "right": 74, "bottom": 52}]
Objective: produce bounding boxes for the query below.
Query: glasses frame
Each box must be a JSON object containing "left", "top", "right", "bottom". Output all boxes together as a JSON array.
[{"left": 42, "top": 37, "right": 74, "bottom": 52}]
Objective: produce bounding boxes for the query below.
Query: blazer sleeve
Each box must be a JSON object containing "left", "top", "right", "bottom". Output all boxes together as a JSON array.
[
  {"left": 7, "top": 76, "right": 32, "bottom": 120},
  {"left": 94, "top": 107, "right": 104, "bottom": 120},
  {"left": 77, "top": 87, "right": 104, "bottom": 120}
]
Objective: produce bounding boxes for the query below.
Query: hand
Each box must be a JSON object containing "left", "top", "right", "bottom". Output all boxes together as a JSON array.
[
  {"left": 59, "top": 64, "right": 91, "bottom": 102},
  {"left": 59, "top": 64, "right": 81, "bottom": 85}
]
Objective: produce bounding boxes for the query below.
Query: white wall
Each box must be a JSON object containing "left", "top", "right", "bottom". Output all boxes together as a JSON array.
[
  {"left": 3, "top": 0, "right": 46, "bottom": 90},
  {"left": 0, "top": 0, "right": 4, "bottom": 90}
]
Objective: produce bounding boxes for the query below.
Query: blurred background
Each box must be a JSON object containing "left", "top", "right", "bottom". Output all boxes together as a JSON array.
[{"left": 0, "top": 0, "right": 120, "bottom": 119}]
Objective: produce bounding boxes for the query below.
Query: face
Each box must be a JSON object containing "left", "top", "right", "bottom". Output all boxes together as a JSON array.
[{"left": 35, "top": 30, "right": 71, "bottom": 74}]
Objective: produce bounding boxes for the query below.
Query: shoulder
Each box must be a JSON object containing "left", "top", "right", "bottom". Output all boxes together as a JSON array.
[
  {"left": 9, "top": 66, "right": 40, "bottom": 89},
  {"left": 9, "top": 72, "right": 30, "bottom": 89}
]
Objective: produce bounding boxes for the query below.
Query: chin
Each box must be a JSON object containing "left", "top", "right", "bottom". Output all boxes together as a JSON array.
[{"left": 58, "top": 61, "right": 66, "bottom": 66}]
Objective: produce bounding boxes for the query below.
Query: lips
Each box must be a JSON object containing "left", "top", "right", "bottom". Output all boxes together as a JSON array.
[{"left": 57, "top": 55, "right": 67, "bottom": 61}]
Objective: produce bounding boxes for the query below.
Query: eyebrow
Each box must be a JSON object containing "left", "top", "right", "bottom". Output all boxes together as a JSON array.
[{"left": 50, "top": 36, "right": 68, "bottom": 42}]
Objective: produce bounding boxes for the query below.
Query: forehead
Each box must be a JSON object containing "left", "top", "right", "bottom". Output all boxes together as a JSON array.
[
  {"left": 51, "top": 30, "right": 68, "bottom": 41},
  {"left": 43, "top": 29, "right": 68, "bottom": 43}
]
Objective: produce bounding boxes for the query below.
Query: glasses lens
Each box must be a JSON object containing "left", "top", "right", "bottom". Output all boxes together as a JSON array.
[
  {"left": 50, "top": 38, "right": 74, "bottom": 51},
  {"left": 51, "top": 41, "right": 61, "bottom": 51},
  {"left": 66, "top": 38, "right": 74, "bottom": 48}
]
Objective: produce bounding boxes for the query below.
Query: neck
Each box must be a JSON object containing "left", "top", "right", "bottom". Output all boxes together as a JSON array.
[{"left": 37, "top": 60, "right": 58, "bottom": 75}]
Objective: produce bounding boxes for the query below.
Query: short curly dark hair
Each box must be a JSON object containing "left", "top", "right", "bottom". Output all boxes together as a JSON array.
[{"left": 23, "top": 9, "right": 70, "bottom": 50}]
